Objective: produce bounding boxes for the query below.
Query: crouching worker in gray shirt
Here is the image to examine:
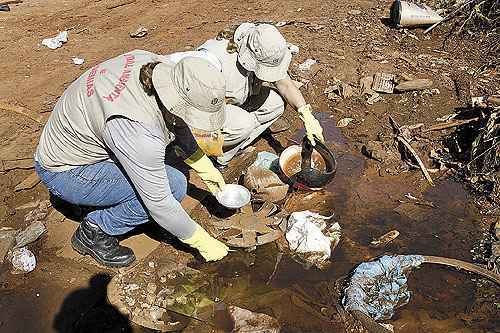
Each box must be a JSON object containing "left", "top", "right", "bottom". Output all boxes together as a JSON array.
[{"left": 34, "top": 51, "right": 229, "bottom": 267}]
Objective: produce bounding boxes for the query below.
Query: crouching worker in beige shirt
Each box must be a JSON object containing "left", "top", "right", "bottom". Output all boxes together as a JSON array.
[{"left": 35, "top": 51, "right": 229, "bottom": 267}]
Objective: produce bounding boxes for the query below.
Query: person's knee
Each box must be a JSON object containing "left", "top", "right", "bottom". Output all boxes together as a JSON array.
[
  {"left": 254, "top": 90, "right": 285, "bottom": 125},
  {"left": 266, "top": 90, "right": 285, "bottom": 118},
  {"left": 223, "top": 105, "right": 257, "bottom": 146},
  {"left": 167, "top": 167, "right": 187, "bottom": 202}
]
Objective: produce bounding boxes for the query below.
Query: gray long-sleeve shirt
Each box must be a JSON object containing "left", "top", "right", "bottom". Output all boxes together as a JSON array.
[{"left": 103, "top": 117, "right": 197, "bottom": 240}]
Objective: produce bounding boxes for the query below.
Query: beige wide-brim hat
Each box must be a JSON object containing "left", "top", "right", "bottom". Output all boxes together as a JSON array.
[
  {"left": 235, "top": 23, "right": 292, "bottom": 82},
  {"left": 152, "top": 57, "right": 226, "bottom": 132}
]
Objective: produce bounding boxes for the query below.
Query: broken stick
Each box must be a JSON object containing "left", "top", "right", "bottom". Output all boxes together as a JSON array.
[
  {"left": 396, "top": 135, "right": 434, "bottom": 186},
  {"left": 389, "top": 116, "right": 434, "bottom": 186},
  {"left": 423, "top": 117, "right": 479, "bottom": 132}
]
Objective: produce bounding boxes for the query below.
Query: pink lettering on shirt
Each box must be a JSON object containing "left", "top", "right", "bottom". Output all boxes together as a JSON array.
[
  {"left": 85, "top": 64, "right": 100, "bottom": 97},
  {"left": 102, "top": 54, "right": 136, "bottom": 102}
]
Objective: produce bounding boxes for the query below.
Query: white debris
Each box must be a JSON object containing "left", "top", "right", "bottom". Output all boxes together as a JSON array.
[
  {"left": 285, "top": 211, "right": 341, "bottom": 269},
  {"left": 436, "top": 113, "right": 457, "bottom": 122},
  {"left": 298, "top": 58, "right": 317, "bottom": 71},
  {"left": 41, "top": 31, "right": 68, "bottom": 49},
  {"left": 275, "top": 21, "right": 287, "bottom": 27},
  {"left": 337, "top": 117, "right": 354, "bottom": 128},
  {"left": 287, "top": 42, "right": 299, "bottom": 55},
  {"left": 229, "top": 306, "right": 280, "bottom": 333},
  {"left": 72, "top": 57, "right": 84, "bottom": 65},
  {"left": 129, "top": 26, "right": 148, "bottom": 38},
  {"left": 10, "top": 247, "right": 36, "bottom": 274}
]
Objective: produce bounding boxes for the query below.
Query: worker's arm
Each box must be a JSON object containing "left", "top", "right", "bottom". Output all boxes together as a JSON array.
[
  {"left": 274, "top": 77, "right": 325, "bottom": 145},
  {"left": 102, "top": 117, "right": 228, "bottom": 261},
  {"left": 103, "top": 117, "right": 197, "bottom": 239},
  {"left": 274, "top": 76, "right": 307, "bottom": 110}
]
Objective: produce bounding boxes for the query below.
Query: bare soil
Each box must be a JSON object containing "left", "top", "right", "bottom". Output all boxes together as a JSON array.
[{"left": 0, "top": 0, "right": 498, "bottom": 332}]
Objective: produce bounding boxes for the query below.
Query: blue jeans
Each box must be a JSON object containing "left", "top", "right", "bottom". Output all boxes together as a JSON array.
[{"left": 35, "top": 160, "right": 187, "bottom": 235}]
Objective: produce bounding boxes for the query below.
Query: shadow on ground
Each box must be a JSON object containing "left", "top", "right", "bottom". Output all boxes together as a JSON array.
[{"left": 53, "top": 273, "right": 132, "bottom": 333}]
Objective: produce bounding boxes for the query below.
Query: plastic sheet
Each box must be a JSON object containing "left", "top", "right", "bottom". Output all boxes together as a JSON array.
[
  {"left": 285, "top": 210, "right": 340, "bottom": 269},
  {"left": 342, "top": 255, "right": 424, "bottom": 321},
  {"left": 41, "top": 31, "right": 68, "bottom": 49}
]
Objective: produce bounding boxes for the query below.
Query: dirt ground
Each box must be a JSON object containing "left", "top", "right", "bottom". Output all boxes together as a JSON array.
[{"left": 0, "top": 0, "right": 499, "bottom": 332}]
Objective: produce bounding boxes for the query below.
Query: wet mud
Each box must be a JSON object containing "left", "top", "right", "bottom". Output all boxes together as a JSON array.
[{"left": 186, "top": 116, "right": 497, "bottom": 332}]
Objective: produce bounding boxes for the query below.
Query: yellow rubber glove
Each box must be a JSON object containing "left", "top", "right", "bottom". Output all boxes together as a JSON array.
[
  {"left": 297, "top": 104, "right": 325, "bottom": 146},
  {"left": 181, "top": 224, "right": 229, "bottom": 261},
  {"left": 185, "top": 148, "right": 226, "bottom": 194}
]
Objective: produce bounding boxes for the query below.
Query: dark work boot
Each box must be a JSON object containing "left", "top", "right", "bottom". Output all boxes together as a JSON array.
[{"left": 71, "top": 219, "right": 135, "bottom": 268}]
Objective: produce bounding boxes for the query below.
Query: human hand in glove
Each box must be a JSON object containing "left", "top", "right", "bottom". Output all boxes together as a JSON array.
[
  {"left": 298, "top": 104, "right": 325, "bottom": 146},
  {"left": 181, "top": 224, "right": 229, "bottom": 261},
  {"left": 185, "top": 148, "right": 225, "bottom": 194}
]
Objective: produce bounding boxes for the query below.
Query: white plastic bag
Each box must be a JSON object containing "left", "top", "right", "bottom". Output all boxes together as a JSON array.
[
  {"left": 11, "top": 247, "right": 36, "bottom": 274},
  {"left": 285, "top": 210, "right": 340, "bottom": 269},
  {"left": 42, "top": 31, "right": 68, "bottom": 49}
]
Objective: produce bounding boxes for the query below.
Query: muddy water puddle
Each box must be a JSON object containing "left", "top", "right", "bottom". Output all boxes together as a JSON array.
[{"left": 190, "top": 114, "right": 496, "bottom": 332}]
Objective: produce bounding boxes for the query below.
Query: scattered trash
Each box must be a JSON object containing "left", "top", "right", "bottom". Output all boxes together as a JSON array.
[
  {"left": 342, "top": 255, "right": 425, "bottom": 321},
  {"left": 370, "top": 230, "right": 400, "bottom": 248},
  {"left": 72, "top": 57, "right": 84, "bottom": 65},
  {"left": 395, "top": 79, "right": 433, "bottom": 92},
  {"left": 285, "top": 210, "right": 341, "bottom": 269},
  {"left": 361, "top": 141, "right": 395, "bottom": 163},
  {"left": 402, "top": 193, "right": 436, "bottom": 208},
  {"left": 324, "top": 81, "right": 355, "bottom": 100},
  {"left": 340, "top": 82, "right": 355, "bottom": 98},
  {"left": 213, "top": 203, "right": 283, "bottom": 248},
  {"left": 0, "top": 227, "right": 17, "bottom": 263},
  {"left": 15, "top": 220, "right": 46, "bottom": 249},
  {"left": 0, "top": 4, "right": 10, "bottom": 11},
  {"left": 287, "top": 42, "right": 299, "bottom": 55},
  {"left": 348, "top": 9, "right": 362, "bottom": 15},
  {"left": 215, "top": 184, "right": 251, "bottom": 209},
  {"left": 275, "top": 21, "right": 287, "bottom": 27},
  {"left": 10, "top": 247, "right": 37, "bottom": 274},
  {"left": 366, "top": 92, "right": 382, "bottom": 105},
  {"left": 372, "top": 73, "right": 396, "bottom": 94},
  {"left": 337, "top": 117, "right": 354, "bottom": 128},
  {"left": 390, "top": 1, "right": 443, "bottom": 28},
  {"left": 251, "top": 151, "right": 280, "bottom": 171},
  {"left": 471, "top": 95, "right": 500, "bottom": 108},
  {"left": 228, "top": 305, "right": 281, "bottom": 333},
  {"left": 298, "top": 58, "right": 317, "bottom": 71},
  {"left": 244, "top": 165, "right": 289, "bottom": 203},
  {"left": 129, "top": 26, "right": 148, "bottom": 38},
  {"left": 23, "top": 200, "right": 51, "bottom": 223},
  {"left": 344, "top": 254, "right": 500, "bottom": 333},
  {"left": 359, "top": 75, "right": 374, "bottom": 94},
  {"left": 112, "top": 260, "right": 214, "bottom": 331},
  {"left": 41, "top": 31, "right": 68, "bottom": 49},
  {"left": 436, "top": 113, "right": 457, "bottom": 122},
  {"left": 389, "top": 116, "right": 434, "bottom": 186}
]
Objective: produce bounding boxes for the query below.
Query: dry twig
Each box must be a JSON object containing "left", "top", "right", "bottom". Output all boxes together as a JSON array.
[{"left": 423, "top": 117, "right": 480, "bottom": 132}]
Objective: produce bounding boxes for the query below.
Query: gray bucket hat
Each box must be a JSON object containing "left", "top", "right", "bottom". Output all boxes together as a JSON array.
[
  {"left": 152, "top": 57, "right": 226, "bottom": 132},
  {"left": 234, "top": 23, "right": 292, "bottom": 82}
]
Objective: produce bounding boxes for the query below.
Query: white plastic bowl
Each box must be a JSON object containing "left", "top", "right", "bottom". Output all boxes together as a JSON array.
[{"left": 215, "top": 184, "right": 251, "bottom": 209}]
